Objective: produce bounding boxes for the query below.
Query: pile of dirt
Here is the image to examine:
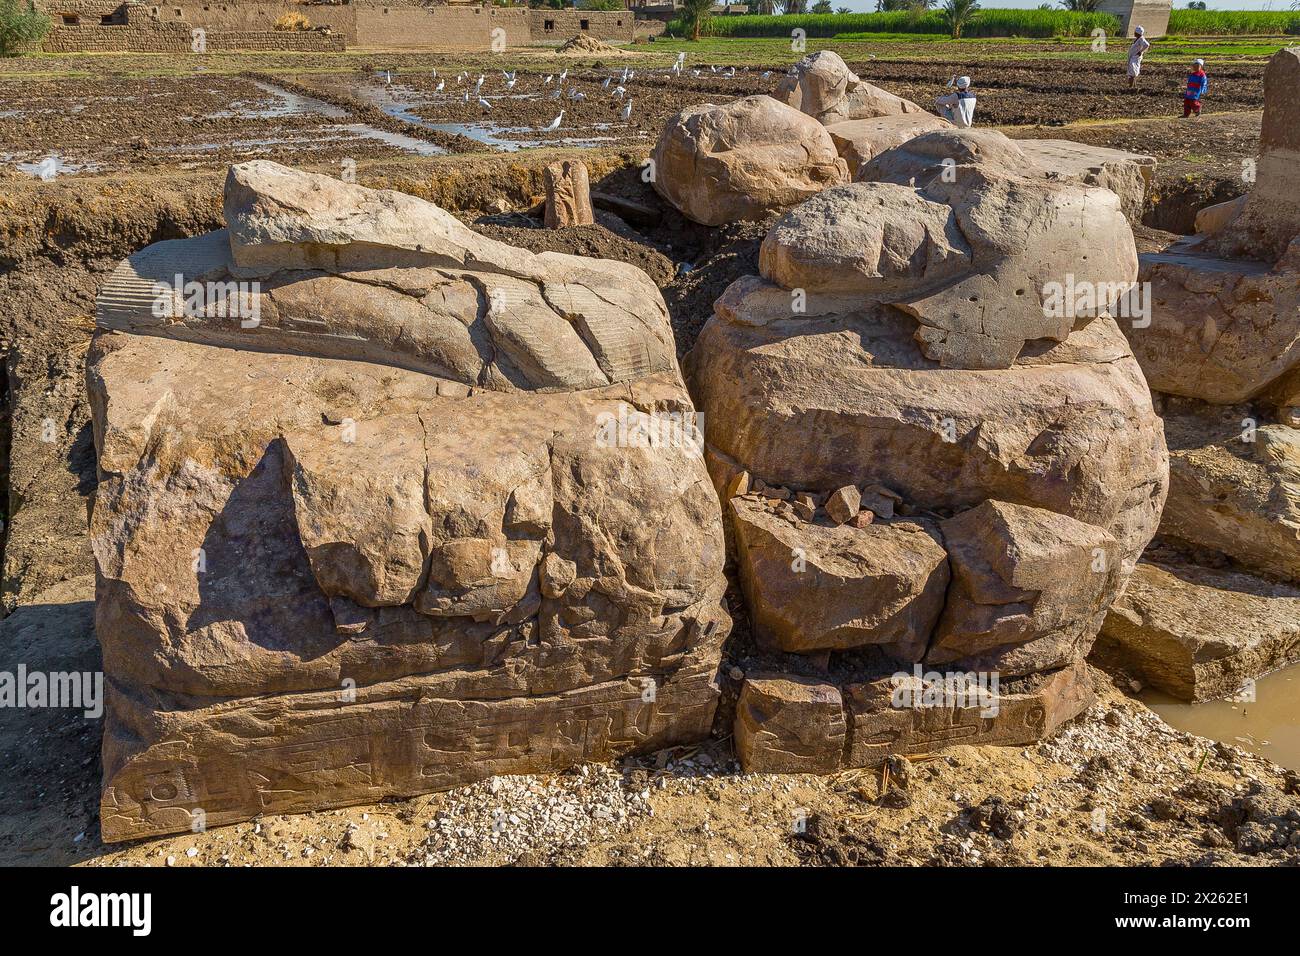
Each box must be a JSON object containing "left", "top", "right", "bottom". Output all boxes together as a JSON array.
[{"left": 556, "top": 35, "right": 621, "bottom": 55}]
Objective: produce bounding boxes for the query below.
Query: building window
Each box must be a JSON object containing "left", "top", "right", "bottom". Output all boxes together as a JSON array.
[
  {"left": 174, "top": 8, "right": 182, "bottom": 16},
  {"left": 544, "top": 18, "right": 554, "bottom": 29},
  {"left": 580, "top": 18, "right": 588, "bottom": 29},
  {"left": 61, "top": 14, "right": 79, "bottom": 24}
]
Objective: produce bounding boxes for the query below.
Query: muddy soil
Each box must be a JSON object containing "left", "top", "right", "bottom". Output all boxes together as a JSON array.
[{"left": 1, "top": 51, "right": 1267, "bottom": 179}]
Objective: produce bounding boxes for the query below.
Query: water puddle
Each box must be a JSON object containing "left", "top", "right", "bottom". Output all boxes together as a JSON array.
[
  {"left": 182, "top": 79, "right": 445, "bottom": 157},
  {"left": 346, "top": 81, "right": 620, "bottom": 151},
  {"left": 1143, "top": 662, "right": 1300, "bottom": 771},
  {"left": 13, "top": 154, "right": 98, "bottom": 179}
]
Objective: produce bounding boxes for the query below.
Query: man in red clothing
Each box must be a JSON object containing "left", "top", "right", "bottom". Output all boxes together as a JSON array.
[{"left": 1184, "top": 58, "right": 1209, "bottom": 118}]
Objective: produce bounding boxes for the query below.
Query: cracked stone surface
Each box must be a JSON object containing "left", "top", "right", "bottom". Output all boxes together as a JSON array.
[
  {"left": 650, "top": 94, "right": 849, "bottom": 227},
  {"left": 89, "top": 161, "right": 730, "bottom": 842},
  {"left": 684, "top": 130, "right": 1167, "bottom": 772}
]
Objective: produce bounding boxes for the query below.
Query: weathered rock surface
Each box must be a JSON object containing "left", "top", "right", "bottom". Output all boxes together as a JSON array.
[
  {"left": 1159, "top": 406, "right": 1300, "bottom": 583},
  {"left": 1204, "top": 47, "right": 1300, "bottom": 263},
  {"left": 90, "top": 162, "right": 730, "bottom": 842},
  {"left": 774, "top": 50, "right": 928, "bottom": 125},
  {"left": 1095, "top": 560, "right": 1300, "bottom": 702},
  {"left": 928, "top": 500, "right": 1121, "bottom": 677},
  {"left": 830, "top": 129, "right": 1138, "bottom": 368},
  {"left": 730, "top": 495, "right": 948, "bottom": 659},
  {"left": 650, "top": 95, "right": 849, "bottom": 226},
  {"left": 685, "top": 127, "right": 1165, "bottom": 772},
  {"left": 736, "top": 662, "right": 1095, "bottom": 773},
  {"left": 1014, "top": 139, "right": 1155, "bottom": 223},
  {"left": 826, "top": 114, "right": 952, "bottom": 178},
  {"left": 544, "top": 158, "right": 595, "bottom": 228}
]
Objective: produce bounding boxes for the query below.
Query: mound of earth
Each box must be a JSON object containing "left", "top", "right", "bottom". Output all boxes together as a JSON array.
[{"left": 556, "top": 35, "right": 621, "bottom": 55}]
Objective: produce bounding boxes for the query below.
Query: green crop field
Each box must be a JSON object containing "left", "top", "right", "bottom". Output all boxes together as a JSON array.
[
  {"left": 669, "top": 9, "right": 1300, "bottom": 40},
  {"left": 670, "top": 11, "right": 1122, "bottom": 39},
  {"left": 1167, "top": 10, "right": 1300, "bottom": 36}
]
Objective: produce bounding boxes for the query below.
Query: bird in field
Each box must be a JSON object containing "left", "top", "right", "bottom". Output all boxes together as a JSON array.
[
  {"left": 544, "top": 74, "right": 554, "bottom": 85},
  {"left": 478, "top": 96, "right": 492, "bottom": 112},
  {"left": 549, "top": 88, "right": 563, "bottom": 100},
  {"left": 559, "top": 69, "right": 568, "bottom": 83},
  {"left": 462, "top": 89, "right": 470, "bottom": 103},
  {"left": 475, "top": 74, "right": 485, "bottom": 91},
  {"left": 611, "top": 85, "right": 626, "bottom": 99},
  {"left": 568, "top": 87, "right": 585, "bottom": 102},
  {"left": 602, "top": 76, "right": 611, "bottom": 90},
  {"left": 620, "top": 99, "right": 632, "bottom": 122},
  {"left": 545, "top": 110, "right": 564, "bottom": 131},
  {"left": 435, "top": 79, "right": 444, "bottom": 92}
]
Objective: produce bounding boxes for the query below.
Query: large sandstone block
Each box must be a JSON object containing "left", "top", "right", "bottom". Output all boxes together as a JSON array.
[
  {"left": 1204, "top": 47, "right": 1300, "bottom": 263},
  {"left": 688, "top": 306, "right": 1167, "bottom": 569},
  {"left": 693, "top": 128, "right": 1164, "bottom": 772},
  {"left": 828, "top": 129, "right": 1139, "bottom": 368},
  {"left": 926, "top": 500, "right": 1121, "bottom": 677},
  {"left": 650, "top": 95, "right": 849, "bottom": 226},
  {"left": 734, "top": 662, "right": 1095, "bottom": 773},
  {"left": 1160, "top": 411, "right": 1300, "bottom": 583},
  {"left": 1095, "top": 560, "right": 1300, "bottom": 702},
  {"left": 826, "top": 114, "right": 953, "bottom": 178},
  {"left": 1014, "top": 139, "right": 1155, "bottom": 223},
  {"left": 89, "top": 162, "right": 731, "bottom": 842},
  {"left": 730, "top": 494, "right": 948, "bottom": 660},
  {"left": 774, "top": 50, "right": 928, "bottom": 125},
  {"left": 1128, "top": 247, "right": 1300, "bottom": 405},
  {"left": 844, "top": 661, "right": 1094, "bottom": 768}
]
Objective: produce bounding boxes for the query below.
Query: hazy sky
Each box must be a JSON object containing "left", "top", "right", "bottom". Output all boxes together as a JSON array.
[{"left": 830, "top": 1, "right": 1294, "bottom": 8}]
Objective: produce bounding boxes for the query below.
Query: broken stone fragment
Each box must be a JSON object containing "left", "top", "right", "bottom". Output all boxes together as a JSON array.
[
  {"left": 651, "top": 95, "right": 849, "bottom": 226},
  {"left": 1094, "top": 560, "right": 1300, "bottom": 702},
  {"left": 825, "top": 485, "right": 861, "bottom": 525},
  {"left": 848, "top": 510, "right": 875, "bottom": 529},
  {"left": 774, "top": 50, "right": 928, "bottom": 126},
  {"left": 730, "top": 496, "right": 947, "bottom": 659},
  {"left": 735, "top": 661, "right": 1095, "bottom": 774},
  {"left": 734, "top": 675, "right": 846, "bottom": 774},
  {"left": 543, "top": 158, "right": 595, "bottom": 228},
  {"left": 1160, "top": 415, "right": 1300, "bottom": 583},
  {"left": 860, "top": 484, "right": 898, "bottom": 520},
  {"left": 927, "top": 500, "right": 1121, "bottom": 677}
]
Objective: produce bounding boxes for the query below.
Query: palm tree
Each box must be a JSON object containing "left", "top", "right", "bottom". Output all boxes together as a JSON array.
[
  {"left": 680, "top": 0, "right": 713, "bottom": 40},
  {"left": 1059, "top": 0, "right": 1102, "bottom": 10},
  {"left": 940, "top": 0, "right": 979, "bottom": 38}
]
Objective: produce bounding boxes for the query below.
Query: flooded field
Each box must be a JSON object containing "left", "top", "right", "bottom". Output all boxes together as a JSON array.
[{"left": 0, "top": 47, "right": 1269, "bottom": 180}]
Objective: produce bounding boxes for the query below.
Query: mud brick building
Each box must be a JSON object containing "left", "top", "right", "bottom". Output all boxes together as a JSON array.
[{"left": 36, "top": 0, "right": 639, "bottom": 53}]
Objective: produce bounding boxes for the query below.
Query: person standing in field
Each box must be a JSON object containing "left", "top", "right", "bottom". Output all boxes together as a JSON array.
[
  {"left": 1127, "top": 26, "right": 1150, "bottom": 88},
  {"left": 936, "top": 75, "right": 977, "bottom": 128},
  {"left": 1184, "top": 58, "right": 1209, "bottom": 117}
]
